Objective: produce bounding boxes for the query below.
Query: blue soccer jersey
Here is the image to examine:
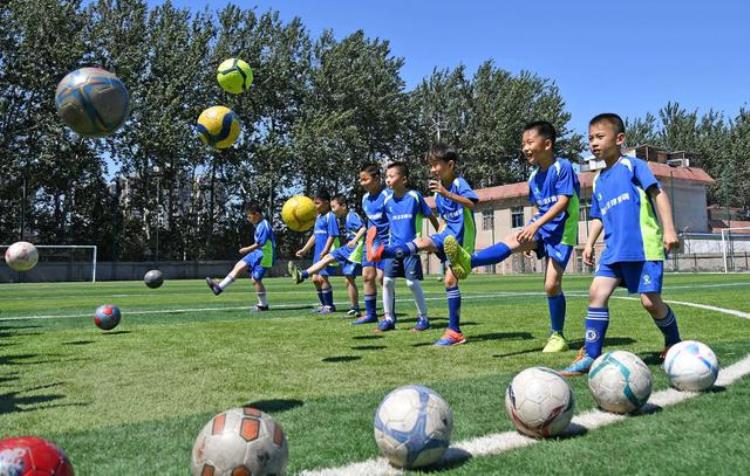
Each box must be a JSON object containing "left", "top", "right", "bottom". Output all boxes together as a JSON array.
[
  {"left": 254, "top": 218, "right": 276, "bottom": 267},
  {"left": 344, "top": 210, "right": 364, "bottom": 242},
  {"left": 313, "top": 211, "right": 340, "bottom": 261},
  {"left": 589, "top": 156, "right": 664, "bottom": 264},
  {"left": 362, "top": 189, "right": 391, "bottom": 244},
  {"left": 528, "top": 158, "right": 580, "bottom": 245},
  {"left": 434, "top": 177, "right": 479, "bottom": 252},
  {"left": 384, "top": 190, "right": 433, "bottom": 245}
]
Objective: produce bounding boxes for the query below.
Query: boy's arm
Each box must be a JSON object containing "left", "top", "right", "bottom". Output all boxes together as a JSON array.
[
  {"left": 240, "top": 243, "right": 260, "bottom": 254},
  {"left": 349, "top": 227, "right": 366, "bottom": 248},
  {"left": 430, "top": 180, "right": 477, "bottom": 209},
  {"left": 583, "top": 219, "right": 604, "bottom": 266},
  {"left": 296, "top": 234, "right": 316, "bottom": 257},
  {"left": 517, "top": 195, "right": 571, "bottom": 243},
  {"left": 649, "top": 187, "right": 680, "bottom": 251},
  {"left": 321, "top": 236, "right": 336, "bottom": 256}
]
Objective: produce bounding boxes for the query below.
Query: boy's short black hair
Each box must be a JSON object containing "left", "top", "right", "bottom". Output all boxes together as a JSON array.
[
  {"left": 387, "top": 161, "right": 409, "bottom": 178},
  {"left": 425, "top": 143, "right": 458, "bottom": 164},
  {"left": 589, "top": 113, "right": 625, "bottom": 135},
  {"left": 523, "top": 121, "right": 557, "bottom": 146},
  {"left": 246, "top": 203, "right": 263, "bottom": 215},
  {"left": 332, "top": 194, "right": 348, "bottom": 207},
  {"left": 314, "top": 190, "right": 331, "bottom": 202},
  {"left": 360, "top": 163, "right": 381, "bottom": 177}
]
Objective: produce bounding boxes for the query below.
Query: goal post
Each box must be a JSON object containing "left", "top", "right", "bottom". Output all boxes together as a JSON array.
[
  {"left": 720, "top": 227, "right": 750, "bottom": 273},
  {"left": 1, "top": 244, "right": 97, "bottom": 283}
]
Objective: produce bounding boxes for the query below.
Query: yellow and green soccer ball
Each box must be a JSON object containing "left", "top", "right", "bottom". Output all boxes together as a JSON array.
[
  {"left": 281, "top": 195, "right": 316, "bottom": 232},
  {"left": 197, "top": 106, "right": 241, "bottom": 149},
  {"left": 216, "top": 58, "right": 253, "bottom": 94}
]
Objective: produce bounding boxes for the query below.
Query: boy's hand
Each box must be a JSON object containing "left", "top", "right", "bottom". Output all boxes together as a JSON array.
[
  {"left": 583, "top": 245, "right": 595, "bottom": 267},
  {"left": 295, "top": 249, "right": 306, "bottom": 258},
  {"left": 516, "top": 223, "right": 538, "bottom": 244},
  {"left": 428, "top": 179, "right": 447, "bottom": 196},
  {"left": 347, "top": 239, "right": 358, "bottom": 249},
  {"left": 663, "top": 229, "right": 680, "bottom": 252}
]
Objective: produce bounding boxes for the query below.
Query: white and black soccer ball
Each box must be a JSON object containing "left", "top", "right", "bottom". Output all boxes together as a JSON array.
[
  {"left": 505, "top": 366, "right": 575, "bottom": 438},
  {"left": 192, "top": 407, "right": 288, "bottom": 476},
  {"left": 588, "top": 351, "right": 652, "bottom": 414},
  {"left": 4, "top": 241, "right": 39, "bottom": 272},
  {"left": 144, "top": 269, "right": 164, "bottom": 289},
  {"left": 374, "top": 385, "right": 453, "bottom": 469},
  {"left": 664, "top": 340, "right": 719, "bottom": 392}
]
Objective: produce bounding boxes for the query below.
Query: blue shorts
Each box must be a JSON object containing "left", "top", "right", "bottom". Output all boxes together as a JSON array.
[
  {"left": 595, "top": 261, "right": 663, "bottom": 294},
  {"left": 384, "top": 255, "right": 423, "bottom": 280},
  {"left": 330, "top": 246, "right": 362, "bottom": 277},
  {"left": 313, "top": 250, "right": 337, "bottom": 277},
  {"left": 535, "top": 239, "right": 574, "bottom": 268},
  {"left": 362, "top": 241, "right": 385, "bottom": 270},
  {"left": 429, "top": 230, "right": 453, "bottom": 262},
  {"left": 241, "top": 251, "right": 268, "bottom": 281}
]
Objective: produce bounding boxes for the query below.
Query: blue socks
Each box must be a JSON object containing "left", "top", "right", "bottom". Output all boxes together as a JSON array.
[
  {"left": 321, "top": 287, "right": 333, "bottom": 307},
  {"left": 547, "top": 293, "right": 566, "bottom": 333},
  {"left": 471, "top": 242, "right": 512, "bottom": 268},
  {"left": 364, "top": 293, "right": 377, "bottom": 319},
  {"left": 653, "top": 306, "right": 681, "bottom": 347},
  {"left": 446, "top": 286, "right": 462, "bottom": 332},
  {"left": 316, "top": 290, "right": 325, "bottom": 306},
  {"left": 382, "top": 242, "right": 417, "bottom": 259},
  {"left": 301, "top": 270, "right": 310, "bottom": 279},
  {"left": 584, "top": 307, "right": 609, "bottom": 358}
]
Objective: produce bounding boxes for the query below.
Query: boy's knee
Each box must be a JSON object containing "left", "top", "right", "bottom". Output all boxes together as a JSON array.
[
  {"left": 444, "top": 272, "right": 457, "bottom": 287},
  {"left": 640, "top": 293, "right": 662, "bottom": 314},
  {"left": 545, "top": 281, "right": 561, "bottom": 296}
]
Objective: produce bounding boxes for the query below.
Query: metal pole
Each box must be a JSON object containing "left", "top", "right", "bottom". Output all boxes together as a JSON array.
[
  {"left": 92, "top": 245, "right": 97, "bottom": 283},
  {"left": 156, "top": 176, "right": 160, "bottom": 264},
  {"left": 20, "top": 174, "right": 26, "bottom": 241}
]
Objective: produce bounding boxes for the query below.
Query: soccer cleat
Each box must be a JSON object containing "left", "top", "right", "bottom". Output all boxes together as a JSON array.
[
  {"left": 253, "top": 304, "right": 269, "bottom": 312},
  {"left": 375, "top": 317, "right": 396, "bottom": 332},
  {"left": 560, "top": 348, "right": 595, "bottom": 377},
  {"left": 444, "top": 235, "right": 471, "bottom": 280},
  {"left": 366, "top": 226, "right": 385, "bottom": 262},
  {"left": 347, "top": 308, "right": 362, "bottom": 317},
  {"left": 288, "top": 261, "right": 305, "bottom": 284},
  {"left": 411, "top": 316, "right": 431, "bottom": 332},
  {"left": 205, "top": 277, "right": 223, "bottom": 295},
  {"left": 319, "top": 305, "right": 335, "bottom": 315},
  {"left": 352, "top": 315, "right": 378, "bottom": 325},
  {"left": 434, "top": 329, "right": 466, "bottom": 346},
  {"left": 542, "top": 332, "right": 569, "bottom": 353}
]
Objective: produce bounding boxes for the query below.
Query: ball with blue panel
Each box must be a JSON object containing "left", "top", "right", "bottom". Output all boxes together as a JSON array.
[
  {"left": 588, "top": 350, "right": 652, "bottom": 414},
  {"left": 373, "top": 384, "right": 453, "bottom": 469},
  {"left": 664, "top": 340, "right": 719, "bottom": 392},
  {"left": 94, "top": 304, "right": 121, "bottom": 331},
  {"left": 196, "top": 105, "right": 241, "bottom": 149}
]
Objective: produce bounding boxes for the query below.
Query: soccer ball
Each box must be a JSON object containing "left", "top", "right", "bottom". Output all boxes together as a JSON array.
[
  {"left": 144, "top": 269, "right": 164, "bottom": 289},
  {"left": 197, "top": 106, "right": 241, "bottom": 150},
  {"left": 191, "top": 407, "right": 288, "bottom": 476},
  {"left": 55, "top": 67, "right": 129, "bottom": 137},
  {"left": 281, "top": 195, "right": 316, "bottom": 232},
  {"left": 217, "top": 58, "right": 254, "bottom": 94},
  {"left": 0, "top": 436, "right": 74, "bottom": 475},
  {"left": 663, "top": 340, "right": 719, "bottom": 392},
  {"left": 373, "top": 385, "right": 453, "bottom": 469},
  {"left": 504, "top": 367, "right": 575, "bottom": 438},
  {"left": 588, "top": 351, "right": 652, "bottom": 414},
  {"left": 4, "top": 241, "right": 39, "bottom": 272},
  {"left": 94, "top": 304, "right": 121, "bottom": 331}
]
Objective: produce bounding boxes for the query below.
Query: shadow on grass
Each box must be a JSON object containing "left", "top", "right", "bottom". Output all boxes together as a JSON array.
[
  {"left": 0, "top": 383, "right": 88, "bottom": 415},
  {"left": 0, "top": 354, "right": 38, "bottom": 366},
  {"left": 569, "top": 337, "right": 637, "bottom": 350},
  {"left": 322, "top": 355, "right": 362, "bottom": 363},
  {"left": 244, "top": 399, "right": 304, "bottom": 413},
  {"left": 0, "top": 372, "right": 20, "bottom": 385},
  {"left": 62, "top": 340, "right": 95, "bottom": 346},
  {"left": 351, "top": 345, "right": 386, "bottom": 351},
  {"left": 471, "top": 332, "right": 534, "bottom": 342},
  {"left": 100, "top": 330, "right": 132, "bottom": 336},
  {"left": 352, "top": 335, "right": 383, "bottom": 340},
  {"left": 493, "top": 347, "right": 544, "bottom": 359}
]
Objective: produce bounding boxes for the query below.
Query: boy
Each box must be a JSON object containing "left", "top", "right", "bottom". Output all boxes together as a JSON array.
[
  {"left": 294, "top": 191, "right": 339, "bottom": 314},
  {"left": 445, "top": 121, "right": 580, "bottom": 353},
  {"left": 205, "top": 203, "right": 276, "bottom": 311},
  {"left": 289, "top": 194, "right": 365, "bottom": 316},
  {"left": 374, "top": 162, "right": 439, "bottom": 332},
  {"left": 561, "top": 113, "right": 681, "bottom": 376},
  {"left": 369, "top": 144, "right": 478, "bottom": 346}
]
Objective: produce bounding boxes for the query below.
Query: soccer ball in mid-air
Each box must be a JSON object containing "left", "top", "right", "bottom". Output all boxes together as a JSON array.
[
  {"left": 55, "top": 67, "right": 129, "bottom": 137},
  {"left": 217, "top": 58, "right": 254, "bottom": 94},
  {"left": 196, "top": 106, "right": 241, "bottom": 150},
  {"left": 504, "top": 367, "right": 575, "bottom": 438},
  {"left": 281, "top": 195, "right": 316, "bottom": 232},
  {"left": 0, "top": 436, "right": 74, "bottom": 475},
  {"left": 373, "top": 385, "right": 453, "bottom": 469},
  {"left": 144, "top": 269, "right": 164, "bottom": 289},
  {"left": 94, "top": 304, "right": 121, "bottom": 331},
  {"left": 588, "top": 351, "right": 652, "bottom": 414},
  {"left": 192, "top": 407, "right": 288, "bottom": 476},
  {"left": 663, "top": 340, "right": 719, "bottom": 392},
  {"left": 4, "top": 241, "right": 39, "bottom": 272}
]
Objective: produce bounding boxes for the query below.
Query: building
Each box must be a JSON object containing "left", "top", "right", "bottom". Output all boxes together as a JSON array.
[{"left": 421, "top": 149, "right": 715, "bottom": 275}]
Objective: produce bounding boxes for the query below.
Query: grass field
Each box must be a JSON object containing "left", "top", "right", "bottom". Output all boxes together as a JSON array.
[{"left": 1, "top": 273, "right": 749, "bottom": 475}]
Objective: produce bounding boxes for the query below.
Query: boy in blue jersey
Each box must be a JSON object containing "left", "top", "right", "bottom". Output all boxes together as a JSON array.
[
  {"left": 289, "top": 194, "right": 365, "bottom": 316},
  {"left": 445, "top": 121, "right": 580, "bottom": 353},
  {"left": 368, "top": 144, "right": 478, "bottom": 346},
  {"left": 206, "top": 203, "right": 276, "bottom": 311},
  {"left": 561, "top": 113, "right": 682, "bottom": 376},
  {"left": 375, "top": 162, "right": 440, "bottom": 332},
  {"left": 294, "top": 191, "right": 340, "bottom": 314}
]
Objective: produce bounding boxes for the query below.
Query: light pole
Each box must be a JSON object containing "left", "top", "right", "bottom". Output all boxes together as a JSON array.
[{"left": 153, "top": 166, "right": 162, "bottom": 265}]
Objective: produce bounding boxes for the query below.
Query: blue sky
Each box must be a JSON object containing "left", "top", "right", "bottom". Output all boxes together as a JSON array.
[{"left": 164, "top": 0, "right": 749, "bottom": 136}]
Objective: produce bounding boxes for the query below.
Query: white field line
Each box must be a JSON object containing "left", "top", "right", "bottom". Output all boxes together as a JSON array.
[
  {"left": 611, "top": 296, "right": 750, "bottom": 320},
  {"left": 300, "top": 353, "right": 750, "bottom": 476}
]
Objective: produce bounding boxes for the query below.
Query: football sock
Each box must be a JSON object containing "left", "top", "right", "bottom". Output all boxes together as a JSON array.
[
  {"left": 256, "top": 291, "right": 268, "bottom": 307},
  {"left": 406, "top": 279, "right": 428, "bottom": 318},
  {"left": 547, "top": 293, "right": 566, "bottom": 333},
  {"left": 219, "top": 275, "right": 235, "bottom": 290},
  {"left": 383, "top": 277, "right": 396, "bottom": 320},
  {"left": 364, "top": 293, "right": 377, "bottom": 319},
  {"left": 471, "top": 242, "right": 512, "bottom": 268},
  {"left": 653, "top": 306, "right": 681, "bottom": 347},
  {"left": 446, "top": 286, "right": 462, "bottom": 332},
  {"left": 584, "top": 307, "right": 609, "bottom": 358}
]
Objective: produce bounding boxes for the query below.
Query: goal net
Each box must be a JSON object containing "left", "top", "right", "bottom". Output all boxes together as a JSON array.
[{"left": 0, "top": 244, "right": 97, "bottom": 283}]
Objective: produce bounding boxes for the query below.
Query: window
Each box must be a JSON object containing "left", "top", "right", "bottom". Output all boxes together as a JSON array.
[
  {"left": 482, "top": 209, "right": 494, "bottom": 230},
  {"left": 511, "top": 206, "right": 524, "bottom": 228}
]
